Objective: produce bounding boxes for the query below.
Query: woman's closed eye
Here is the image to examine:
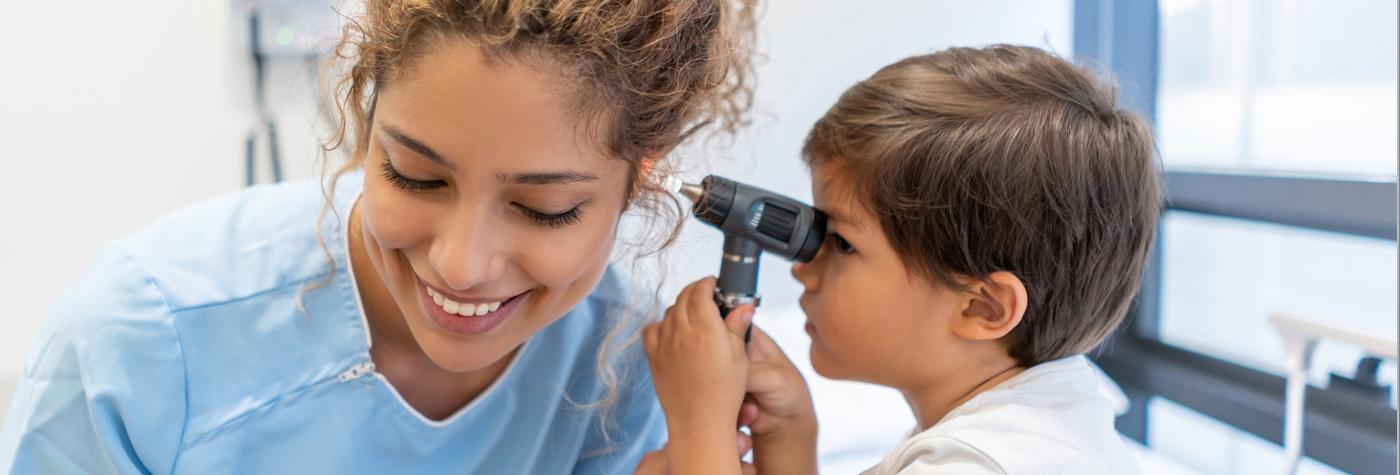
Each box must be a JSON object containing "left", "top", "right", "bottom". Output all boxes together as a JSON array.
[
  {"left": 515, "top": 203, "right": 584, "bottom": 229},
  {"left": 380, "top": 156, "right": 587, "bottom": 229},
  {"left": 380, "top": 160, "right": 446, "bottom": 191}
]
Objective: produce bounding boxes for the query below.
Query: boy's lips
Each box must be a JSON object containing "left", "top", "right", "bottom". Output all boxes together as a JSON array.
[{"left": 798, "top": 297, "right": 818, "bottom": 335}]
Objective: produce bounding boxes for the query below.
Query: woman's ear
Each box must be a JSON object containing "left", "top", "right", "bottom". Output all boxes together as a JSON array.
[
  {"left": 951, "top": 271, "right": 1027, "bottom": 341},
  {"left": 631, "top": 152, "right": 665, "bottom": 197}
]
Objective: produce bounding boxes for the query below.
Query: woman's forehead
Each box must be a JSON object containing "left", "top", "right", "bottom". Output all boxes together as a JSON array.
[{"left": 373, "top": 43, "right": 627, "bottom": 181}]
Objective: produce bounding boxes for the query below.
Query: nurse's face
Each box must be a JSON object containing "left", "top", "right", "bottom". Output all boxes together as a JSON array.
[{"left": 356, "top": 40, "right": 633, "bottom": 372}]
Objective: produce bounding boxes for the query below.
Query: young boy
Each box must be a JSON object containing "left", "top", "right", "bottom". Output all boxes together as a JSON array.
[{"left": 640, "top": 45, "right": 1160, "bottom": 474}]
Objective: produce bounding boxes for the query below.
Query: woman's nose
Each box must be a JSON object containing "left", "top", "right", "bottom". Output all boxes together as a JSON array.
[{"left": 432, "top": 220, "right": 505, "bottom": 291}]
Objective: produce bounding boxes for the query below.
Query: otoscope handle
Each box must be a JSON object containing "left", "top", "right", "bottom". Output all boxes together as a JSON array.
[{"left": 716, "top": 235, "right": 761, "bottom": 343}]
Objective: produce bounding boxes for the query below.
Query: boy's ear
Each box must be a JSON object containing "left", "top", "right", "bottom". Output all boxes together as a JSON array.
[{"left": 951, "top": 271, "right": 1027, "bottom": 341}]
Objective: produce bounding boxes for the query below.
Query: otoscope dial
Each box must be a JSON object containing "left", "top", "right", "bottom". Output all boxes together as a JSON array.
[{"left": 688, "top": 176, "right": 827, "bottom": 263}]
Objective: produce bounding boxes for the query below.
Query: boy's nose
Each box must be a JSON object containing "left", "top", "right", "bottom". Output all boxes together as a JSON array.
[{"left": 791, "top": 261, "right": 817, "bottom": 291}]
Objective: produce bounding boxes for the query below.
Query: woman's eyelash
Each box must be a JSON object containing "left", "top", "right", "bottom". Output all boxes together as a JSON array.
[
  {"left": 517, "top": 205, "right": 583, "bottom": 229},
  {"left": 379, "top": 158, "right": 582, "bottom": 229},
  {"left": 829, "top": 232, "right": 855, "bottom": 254},
  {"left": 380, "top": 160, "right": 446, "bottom": 191}
]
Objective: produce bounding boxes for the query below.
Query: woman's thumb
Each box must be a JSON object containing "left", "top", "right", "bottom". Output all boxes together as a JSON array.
[{"left": 725, "top": 305, "right": 755, "bottom": 338}]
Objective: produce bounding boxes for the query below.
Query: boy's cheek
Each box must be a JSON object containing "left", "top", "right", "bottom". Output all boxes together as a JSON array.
[{"left": 809, "top": 329, "right": 871, "bottom": 383}]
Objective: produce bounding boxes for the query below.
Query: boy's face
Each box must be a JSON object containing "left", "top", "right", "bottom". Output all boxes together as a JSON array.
[{"left": 791, "top": 164, "right": 966, "bottom": 387}]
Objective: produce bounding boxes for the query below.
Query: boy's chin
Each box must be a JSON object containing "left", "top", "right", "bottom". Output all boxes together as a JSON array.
[
  {"left": 810, "top": 344, "right": 893, "bottom": 386},
  {"left": 809, "top": 345, "right": 851, "bottom": 381}
]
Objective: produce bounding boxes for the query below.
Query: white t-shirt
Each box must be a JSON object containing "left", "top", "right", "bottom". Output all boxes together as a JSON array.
[{"left": 861, "top": 355, "right": 1139, "bottom": 475}]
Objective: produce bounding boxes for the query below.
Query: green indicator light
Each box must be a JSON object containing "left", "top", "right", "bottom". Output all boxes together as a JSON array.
[{"left": 276, "top": 26, "right": 294, "bottom": 46}]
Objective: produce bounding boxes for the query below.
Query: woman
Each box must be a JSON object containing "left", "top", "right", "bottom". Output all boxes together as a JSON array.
[{"left": 0, "top": 0, "right": 755, "bottom": 472}]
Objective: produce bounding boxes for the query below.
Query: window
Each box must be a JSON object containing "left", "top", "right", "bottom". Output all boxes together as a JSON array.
[
  {"left": 1159, "top": 210, "right": 1397, "bottom": 399},
  {"left": 1076, "top": 0, "right": 1398, "bottom": 473},
  {"left": 1148, "top": 397, "right": 1346, "bottom": 474},
  {"left": 1157, "top": 0, "right": 1398, "bottom": 177}
]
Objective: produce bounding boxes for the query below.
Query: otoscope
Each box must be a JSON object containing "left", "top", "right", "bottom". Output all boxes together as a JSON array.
[{"left": 672, "top": 175, "right": 827, "bottom": 341}]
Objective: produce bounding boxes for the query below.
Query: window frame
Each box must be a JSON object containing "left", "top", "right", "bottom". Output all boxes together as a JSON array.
[{"left": 1074, "top": 1, "right": 1399, "bottom": 474}]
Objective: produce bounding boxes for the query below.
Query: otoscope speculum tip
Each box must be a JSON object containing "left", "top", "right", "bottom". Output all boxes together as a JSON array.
[{"left": 679, "top": 183, "right": 705, "bottom": 203}]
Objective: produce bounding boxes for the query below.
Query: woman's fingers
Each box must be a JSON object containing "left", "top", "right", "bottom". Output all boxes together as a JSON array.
[
  {"left": 684, "top": 277, "right": 722, "bottom": 325},
  {"left": 738, "top": 399, "right": 759, "bottom": 427},
  {"left": 746, "top": 361, "right": 788, "bottom": 394},
  {"left": 723, "top": 305, "right": 754, "bottom": 340},
  {"left": 673, "top": 278, "right": 709, "bottom": 330},
  {"left": 746, "top": 326, "right": 776, "bottom": 355},
  {"left": 642, "top": 323, "right": 660, "bottom": 353},
  {"left": 745, "top": 325, "right": 791, "bottom": 364},
  {"left": 664, "top": 279, "right": 706, "bottom": 340},
  {"left": 683, "top": 277, "right": 751, "bottom": 343},
  {"left": 633, "top": 449, "right": 669, "bottom": 475}
]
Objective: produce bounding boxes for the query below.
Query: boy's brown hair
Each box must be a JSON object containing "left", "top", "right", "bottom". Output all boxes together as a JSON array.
[{"left": 803, "top": 45, "right": 1161, "bottom": 366}]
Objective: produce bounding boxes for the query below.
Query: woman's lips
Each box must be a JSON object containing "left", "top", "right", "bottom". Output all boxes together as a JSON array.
[{"left": 419, "top": 282, "right": 531, "bottom": 337}]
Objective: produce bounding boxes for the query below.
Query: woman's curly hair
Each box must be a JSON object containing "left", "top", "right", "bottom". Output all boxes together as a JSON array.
[{"left": 312, "top": 0, "right": 758, "bottom": 433}]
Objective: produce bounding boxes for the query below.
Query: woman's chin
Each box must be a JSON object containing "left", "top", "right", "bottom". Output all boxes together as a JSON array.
[
  {"left": 419, "top": 339, "right": 515, "bottom": 373},
  {"left": 403, "top": 312, "right": 522, "bottom": 373}
]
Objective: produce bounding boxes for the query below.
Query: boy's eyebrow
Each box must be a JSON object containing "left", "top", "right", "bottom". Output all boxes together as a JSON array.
[
  {"left": 820, "top": 207, "right": 845, "bottom": 224},
  {"left": 820, "top": 206, "right": 861, "bottom": 231}
]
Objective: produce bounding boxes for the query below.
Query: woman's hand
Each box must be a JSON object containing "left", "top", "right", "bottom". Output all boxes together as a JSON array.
[
  {"left": 740, "top": 327, "right": 819, "bottom": 475},
  {"left": 741, "top": 326, "right": 817, "bottom": 438},
  {"left": 644, "top": 277, "right": 754, "bottom": 475},
  {"left": 632, "top": 433, "right": 756, "bottom": 475}
]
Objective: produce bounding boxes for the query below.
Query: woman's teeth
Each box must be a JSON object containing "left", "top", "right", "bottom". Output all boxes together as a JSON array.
[{"left": 426, "top": 287, "right": 505, "bottom": 317}]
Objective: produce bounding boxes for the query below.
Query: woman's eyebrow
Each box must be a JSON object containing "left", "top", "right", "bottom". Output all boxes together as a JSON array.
[
  {"left": 380, "top": 123, "right": 598, "bottom": 185},
  {"left": 381, "top": 124, "right": 455, "bottom": 171},
  {"left": 499, "top": 171, "right": 599, "bottom": 185}
]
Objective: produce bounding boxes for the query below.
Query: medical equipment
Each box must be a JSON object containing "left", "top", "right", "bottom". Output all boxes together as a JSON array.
[
  {"left": 234, "top": 0, "right": 340, "bottom": 186},
  {"left": 1270, "top": 312, "right": 1397, "bottom": 474},
  {"left": 245, "top": 9, "right": 284, "bottom": 186},
  {"left": 670, "top": 175, "right": 827, "bottom": 340}
]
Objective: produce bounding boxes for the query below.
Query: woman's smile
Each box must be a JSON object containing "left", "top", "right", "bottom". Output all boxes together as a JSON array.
[{"left": 417, "top": 276, "right": 534, "bottom": 337}]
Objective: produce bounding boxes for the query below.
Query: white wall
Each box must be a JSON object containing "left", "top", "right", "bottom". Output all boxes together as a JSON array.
[
  {"left": 0, "top": 1, "right": 1071, "bottom": 466},
  {"left": 0, "top": 1, "right": 328, "bottom": 378}
]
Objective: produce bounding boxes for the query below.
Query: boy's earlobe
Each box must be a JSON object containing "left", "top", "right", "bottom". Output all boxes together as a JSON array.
[{"left": 955, "top": 272, "right": 1028, "bottom": 340}]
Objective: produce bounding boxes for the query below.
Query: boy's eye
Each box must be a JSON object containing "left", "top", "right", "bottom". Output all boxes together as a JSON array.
[
  {"left": 828, "top": 232, "right": 855, "bottom": 254},
  {"left": 380, "top": 160, "right": 446, "bottom": 191},
  {"left": 515, "top": 204, "right": 584, "bottom": 229}
]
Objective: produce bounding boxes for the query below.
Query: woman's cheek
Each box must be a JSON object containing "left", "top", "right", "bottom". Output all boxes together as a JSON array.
[
  {"left": 362, "top": 185, "right": 437, "bottom": 250},
  {"left": 524, "top": 215, "right": 619, "bottom": 285}
]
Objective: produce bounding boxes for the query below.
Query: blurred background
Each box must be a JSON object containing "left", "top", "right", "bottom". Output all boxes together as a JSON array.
[{"left": 0, "top": 0, "right": 1395, "bottom": 473}]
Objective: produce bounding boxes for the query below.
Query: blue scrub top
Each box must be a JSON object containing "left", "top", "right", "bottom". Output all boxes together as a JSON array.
[{"left": 0, "top": 173, "right": 665, "bottom": 474}]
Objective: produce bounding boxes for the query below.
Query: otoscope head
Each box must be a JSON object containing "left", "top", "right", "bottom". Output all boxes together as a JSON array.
[{"left": 684, "top": 175, "right": 827, "bottom": 263}]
